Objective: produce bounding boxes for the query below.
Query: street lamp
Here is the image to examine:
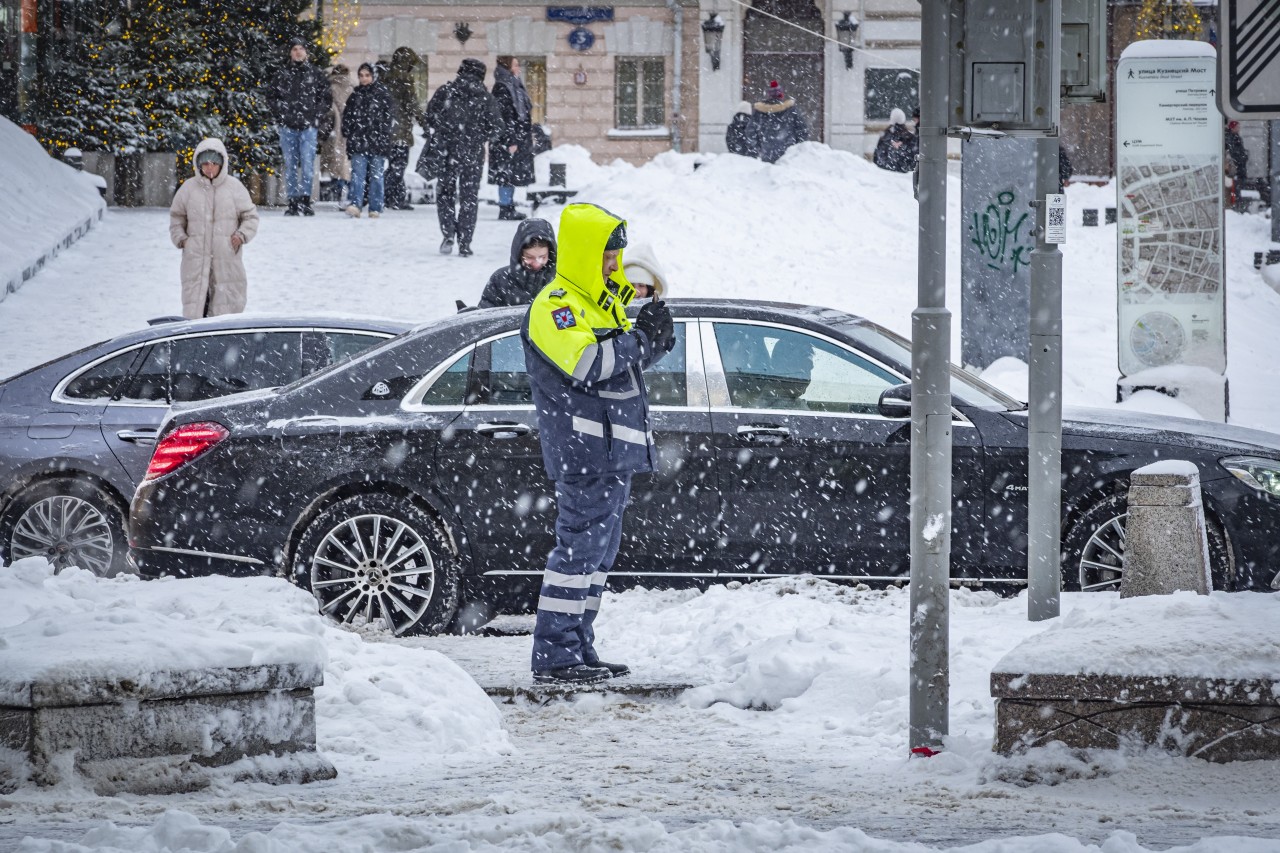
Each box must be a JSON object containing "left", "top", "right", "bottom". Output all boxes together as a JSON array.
[
  {"left": 835, "top": 11, "right": 859, "bottom": 70},
  {"left": 701, "top": 13, "right": 725, "bottom": 71}
]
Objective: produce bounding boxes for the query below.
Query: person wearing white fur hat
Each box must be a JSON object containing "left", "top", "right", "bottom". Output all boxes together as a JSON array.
[
  {"left": 725, "top": 101, "right": 758, "bottom": 158},
  {"left": 621, "top": 243, "right": 668, "bottom": 300},
  {"left": 873, "top": 107, "right": 918, "bottom": 173}
]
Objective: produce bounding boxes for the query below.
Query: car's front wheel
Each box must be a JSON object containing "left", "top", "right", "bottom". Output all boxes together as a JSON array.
[
  {"left": 1, "top": 477, "right": 128, "bottom": 577},
  {"left": 293, "top": 494, "right": 460, "bottom": 636},
  {"left": 1062, "top": 492, "right": 1235, "bottom": 592}
]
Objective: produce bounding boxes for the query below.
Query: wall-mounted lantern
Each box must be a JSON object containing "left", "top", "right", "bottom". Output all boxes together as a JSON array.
[
  {"left": 454, "top": 22, "right": 473, "bottom": 44},
  {"left": 835, "top": 12, "right": 859, "bottom": 70},
  {"left": 701, "top": 13, "right": 725, "bottom": 71}
]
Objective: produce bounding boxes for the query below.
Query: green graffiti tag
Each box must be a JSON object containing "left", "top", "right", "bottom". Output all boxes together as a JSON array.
[{"left": 970, "top": 190, "right": 1033, "bottom": 273}]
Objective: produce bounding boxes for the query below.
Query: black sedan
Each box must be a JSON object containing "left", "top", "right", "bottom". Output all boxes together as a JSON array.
[
  {"left": 0, "top": 315, "right": 410, "bottom": 577},
  {"left": 129, "top": 301, "right": 1280, "bottom": 635}
]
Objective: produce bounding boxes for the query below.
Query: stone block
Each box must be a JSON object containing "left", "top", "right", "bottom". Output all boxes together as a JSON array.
[
  {"left": 1121, "top": 462, "right": 1210, "bottom": 598},
  {"left": 992, "top": 671, "right": 1280, "bottom": 762},
  {"left": 0, "top": 663, "right": 334, "bottom": 795}
]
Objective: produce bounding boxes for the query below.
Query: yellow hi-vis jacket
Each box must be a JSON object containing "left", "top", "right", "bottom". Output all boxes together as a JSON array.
[{"left": 521, "top": 203, "right": 667, "bottom": 480}]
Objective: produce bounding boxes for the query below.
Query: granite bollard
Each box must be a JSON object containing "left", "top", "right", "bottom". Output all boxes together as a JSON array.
[{"left": 1120, "top": 460, "right": 1211, "bottom": 598}]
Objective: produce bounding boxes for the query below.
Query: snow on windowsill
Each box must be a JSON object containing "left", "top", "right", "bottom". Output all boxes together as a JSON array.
[{"left": 607, "top": 127, "right": 671, "bottom": 140}]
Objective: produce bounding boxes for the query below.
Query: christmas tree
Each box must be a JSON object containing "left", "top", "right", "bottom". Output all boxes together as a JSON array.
[
  {"left": 36, "top": 0, "right": 324, "bottom": 177},
  {"left": 1134, "top": 0, "right": 1204, "bottom": 40}
]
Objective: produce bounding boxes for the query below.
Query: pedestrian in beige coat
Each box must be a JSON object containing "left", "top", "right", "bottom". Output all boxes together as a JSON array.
[
  {"left": 170, "top": 138, "right": 259, "bottom": 318},
  {"left": 320, "top": 64, "right": 354, "bottom": 199}
]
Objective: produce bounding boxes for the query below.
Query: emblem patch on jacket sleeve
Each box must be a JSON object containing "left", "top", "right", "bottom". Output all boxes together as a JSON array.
[{"left": 551, "top": 306, "right": 577, "bottom": 329}]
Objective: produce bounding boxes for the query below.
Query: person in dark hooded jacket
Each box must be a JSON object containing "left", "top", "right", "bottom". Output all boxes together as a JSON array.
[
  {"left": 488, "top": 56, "right": 536, "bottom": 221},
  {"left": 873, "top": 108, "right": 918, "bottom": 173},
  {"left": 750, "top": 80, "right": 809, "bottom": 164},
  {"left": 478, "top": 218, "right": 557, "bottom": 308},
  {"left": 381, "top": 46, "right": 423, "bottom": 210},
  {"left": 725, "top": 101, "right": 757, "bottom": 157},
  {"left": 421, "top": 58, "right": 502, "bottom": 257},
  {"left": 267, "top": 38, "right": 332, "bottom": 216}
]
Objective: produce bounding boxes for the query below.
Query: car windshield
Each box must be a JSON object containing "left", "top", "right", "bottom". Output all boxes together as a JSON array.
[{"left": 839, "top": 319, "right": 1025, "bottom": 411}]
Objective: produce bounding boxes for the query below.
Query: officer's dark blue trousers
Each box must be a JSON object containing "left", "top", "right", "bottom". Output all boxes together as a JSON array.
[{"left": 531, "top": 473, "right": 632, "bottom": 672}]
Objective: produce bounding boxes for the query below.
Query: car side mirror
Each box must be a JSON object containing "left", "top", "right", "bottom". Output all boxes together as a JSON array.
[{"left": 877, "top": 383, "right": 912, "bottom": 419}]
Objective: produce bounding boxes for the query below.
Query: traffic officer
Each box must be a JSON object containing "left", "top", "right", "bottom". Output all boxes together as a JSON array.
[{"left": 521, "top": 203, "right": 676, "bottom": 685}]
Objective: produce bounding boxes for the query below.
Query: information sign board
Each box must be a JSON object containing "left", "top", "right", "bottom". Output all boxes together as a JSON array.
[{"left": 1115, "top": 42, "right": 1226, "bottom": 377}]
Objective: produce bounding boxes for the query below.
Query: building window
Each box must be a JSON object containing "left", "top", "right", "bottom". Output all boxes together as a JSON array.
[
  {"left": 615, "top": 57, "right": 665, "bottom": 129},
  {"left": 520, "top": 57, "right": 547, "bottom": 125},
  {"left": 865, "top": 68, "right": 919, "bottom": 121}
]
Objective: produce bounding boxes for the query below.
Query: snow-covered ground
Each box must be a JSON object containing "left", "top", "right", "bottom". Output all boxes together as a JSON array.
[{"left": 4, "top": 141, "right": 1280, "bottom": 851}]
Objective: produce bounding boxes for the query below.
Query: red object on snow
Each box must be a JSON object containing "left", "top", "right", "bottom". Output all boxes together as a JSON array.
[{"left": 910, "top": 746, "right": 941, "bottom": 758}]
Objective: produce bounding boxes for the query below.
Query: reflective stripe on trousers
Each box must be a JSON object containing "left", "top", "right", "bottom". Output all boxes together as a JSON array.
[{"left": 531, "top": 472, "right": 632, "bottom": 673}]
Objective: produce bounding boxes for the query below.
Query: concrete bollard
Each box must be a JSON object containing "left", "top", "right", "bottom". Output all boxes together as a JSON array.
[{"left": 1120, "top": 460, "right": 1211, "bottom": 598}]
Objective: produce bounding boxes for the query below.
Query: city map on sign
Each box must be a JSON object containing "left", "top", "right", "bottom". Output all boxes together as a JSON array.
[{"left": 1119, "top": 155, "right": 1224, "bottom": 299}]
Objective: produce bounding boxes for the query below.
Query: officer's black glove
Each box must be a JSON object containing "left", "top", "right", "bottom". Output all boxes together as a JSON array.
[{"left": 634, "top": 300, "right": 675, "bottom": 354}]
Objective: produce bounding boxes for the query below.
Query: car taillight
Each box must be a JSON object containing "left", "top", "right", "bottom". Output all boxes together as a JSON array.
[{"left": 143, "top": 422, "right": 229, "bottom": 482}]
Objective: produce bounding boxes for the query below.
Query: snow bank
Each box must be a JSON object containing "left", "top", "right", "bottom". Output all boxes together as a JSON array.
[
  {"left": 0, "top": 559, "right": 509, "bottom": 787},
  {"left": 18, "top": 805, "right": 1280, "bottom": 852},
  {"left": 992, "top": 591, "right": 1280, "bottom": 680},
  {"left": 0, "top": 117, "right": 105, "bottom": 299}
]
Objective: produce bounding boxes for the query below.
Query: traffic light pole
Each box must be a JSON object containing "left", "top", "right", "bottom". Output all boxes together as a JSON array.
[
  {"left": 908, "top": 0, "right": 953, "bottom": 754},
  {"left": 1027, "top": 134, "right": 1063, "bottom": 621}
]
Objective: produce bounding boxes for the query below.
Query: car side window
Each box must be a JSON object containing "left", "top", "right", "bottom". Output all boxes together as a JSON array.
[
  {"left": 419, "top": 351, "right": 472, "bottom": 405},
  {"left": 62, "top": 349, "right": 143, "bottom": 401},
  {"left": 116, "top": 343, "right": 171, "bottom": 402},
  {"left": 325, "top": 332, "right": 386, "bottom": 366},
  {"left": 646, "top": 322, "right": 687, "bottom": 406},
  {"left": 170, "top": 332, "right": 304, "bottom": 403},
  {"left": 714, "top": 323, "right": 898, "bottom": 413},
  {"left": 473, "top": 334, "right": 532, "bottom": 406}
]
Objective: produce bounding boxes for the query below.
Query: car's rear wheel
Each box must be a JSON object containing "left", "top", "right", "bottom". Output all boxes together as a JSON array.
[
  {"left": 294, "top": 494, "right": 460, "bottom": 636},
  {"left": 1062, "top": 492, "right": 1235, "bottom": 592},
  {"left": 1, "top": 477, "right": 128, "bottom": 577}
]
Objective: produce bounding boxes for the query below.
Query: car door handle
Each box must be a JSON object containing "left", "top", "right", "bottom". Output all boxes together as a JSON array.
[
  {"left": 737, "top": 424, "right": 791, "bottom": 445},
  {"left": 116, "top": 429, "right": 158, "bottom": 446},
  {"left": 476, "top": 422, "right": 532, "bottom": 439}
]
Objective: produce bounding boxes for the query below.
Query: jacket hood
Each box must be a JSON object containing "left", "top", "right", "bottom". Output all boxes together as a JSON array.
[
  {"left": 391, "top": 47, "right": 421, "bottom": 69},
  {"left": 621, "top": 242, "right": 668, "bottom": 299},
  {"left": 458, "top": 58, "right": 487, "bottom": 82},
  {"left": 554, "top": 203, "right": 637, "bottom": 309},
  {"left": 754, "top": 98, "right": 796, "bottom": 114},
  {"left": 509, "top": 217, "right": 557, "bottom": 267},
  {"left": 192, "top": 137, "right": 230, "bottom": 186}
]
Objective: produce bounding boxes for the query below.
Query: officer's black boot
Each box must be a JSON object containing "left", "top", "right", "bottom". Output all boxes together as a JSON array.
[
  {"left": 533, "top": 664, "right": 611, "bottom": 685},
  {"left": 284, "top": 197, "right": 300, "bottom": 216},
  {"left": 300, "top": 195, "right": 315, "bottom": 216}
]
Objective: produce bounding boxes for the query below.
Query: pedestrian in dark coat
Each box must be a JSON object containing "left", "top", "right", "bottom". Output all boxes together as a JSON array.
[
  {"left": 267, "top": 38, "right": 332, "bottom": 216},
  {"left": 478, "top": 218, "right": 557, "bottom": 307},
  {"left": 381, "top": 46, "right": 422, "bottom": 211},
  {"left": 873, "top": 108, "right": 918, "bottom": 173},
  {"left": 341, "top": 63, "right": 394, "bottom": 218},
  {"left": 488, "top": 56, "right": 536, "bottom": 221},
  {"left": 420, "top": 58, "right": 502, "bottom": 257},
  {"left": 750, "top": 81, "right": 809, "bottom": 164},
  {"left": 1226, "top": 120, "right": 1249, "bottom": 212},
  {"left": 725, "top": 100, "right": 758, "bottom": 157}
]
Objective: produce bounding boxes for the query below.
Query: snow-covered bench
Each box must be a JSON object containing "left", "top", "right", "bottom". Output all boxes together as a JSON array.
[
  {"left": 991, "top": 593, "right": 1280, "bottom": 763},
  {"left": 1, "top": 662, "right": 336, "bottom": 794}
]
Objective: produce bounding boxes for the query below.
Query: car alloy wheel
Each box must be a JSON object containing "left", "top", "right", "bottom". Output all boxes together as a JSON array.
[
  {"left": 11, "top": 495, "right": 115, "bottom": 576},
  {"left": 297, "top": 494, "right": 460, "bottom": 636},
  {"left": 3, "top": 478, "right": 127, "bottom": 578},
  {"left": 1064, "top": 492, "right": 1235, "bottom": 592}
]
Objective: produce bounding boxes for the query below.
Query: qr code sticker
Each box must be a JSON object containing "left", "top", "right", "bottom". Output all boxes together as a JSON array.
[{"left": 1048, "top": 206, "right": 1065, "bottom": 229}]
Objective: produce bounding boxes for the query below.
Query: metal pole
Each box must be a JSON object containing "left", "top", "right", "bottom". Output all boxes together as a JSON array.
[
  {"left": 1027, "top": 135, "right": 1063, "bottom": 621},
  {"left": 1272, "top": 120, "right": 1280, "bottom": 245},
  {"left": 908, "top": 0, "right": 952, "bottom": 754}
]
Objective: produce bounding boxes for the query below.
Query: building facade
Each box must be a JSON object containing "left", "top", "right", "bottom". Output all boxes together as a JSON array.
[{"left": 345, "top": 0, "right": 923, "bottom": 163}]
